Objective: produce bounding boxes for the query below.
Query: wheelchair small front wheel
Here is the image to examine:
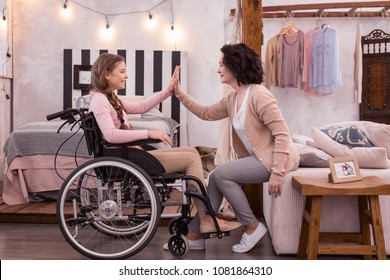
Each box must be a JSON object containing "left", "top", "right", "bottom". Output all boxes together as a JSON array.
[
  {"left": 168, "top": 217, "right": 189, "bottom": 236},
  {"left": 168, "top": 234, "right": 189, "bottom": 258},
  {"left": 56, "top": 157, "right": 161, "bottom": 259}
]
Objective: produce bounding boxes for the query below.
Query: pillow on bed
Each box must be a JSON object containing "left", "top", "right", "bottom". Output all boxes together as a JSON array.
[
  {"left": 295, "top": 143, "right": 332, "bottom": 167},
  {"left": 75, "top": 94, "right": 93, "bottom": 109},
  {"left": 141, "top": 106, "right": 164, "bottom": 118},
  {"left": 320, "top": 125, "right": 373, "bottom": 148},
  {"left": 311, "top": 127, "right": 389, "bottom": 169}
]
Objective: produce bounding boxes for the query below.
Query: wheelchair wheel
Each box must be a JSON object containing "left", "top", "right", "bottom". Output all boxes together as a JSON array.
[
  {"left": 56, "top": 157, "right": 161, "bottom": 259},
  {"left": 168, "top": 234, "right": 189, "bottom": 258},
  {"left": 168, "top": 217, "right": 189, "bottom": 236}
]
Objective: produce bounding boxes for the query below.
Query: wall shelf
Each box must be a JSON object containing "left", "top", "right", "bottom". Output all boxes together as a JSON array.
[{"left": 262, "top": 1, "right": 390, "bottom": 18}]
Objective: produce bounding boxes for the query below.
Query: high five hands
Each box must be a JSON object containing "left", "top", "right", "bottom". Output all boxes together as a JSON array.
[
  {"left": 166, "top": 65, "right": 181, "bottom": 94},
  {"left": 148, "top": 66, "right": 180, "bottom": 145}
]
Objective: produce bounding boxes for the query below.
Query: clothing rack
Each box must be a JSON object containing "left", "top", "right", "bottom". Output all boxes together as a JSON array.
[{"left": 263, "top": 1, "right": 390, "bottom": 18}]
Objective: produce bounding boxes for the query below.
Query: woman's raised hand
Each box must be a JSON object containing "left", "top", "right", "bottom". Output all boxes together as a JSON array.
[
  {"left": 166, "top": 65, "right": 180, "bottom": 94},
  {"left": 148, "top": 130, "right": 173, "bottom": 146}
]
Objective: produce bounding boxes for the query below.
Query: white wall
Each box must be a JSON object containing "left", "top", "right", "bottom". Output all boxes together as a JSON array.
[
  {"left": 0, "top": 0, "right": 12, "bottom": 181},
  {"left": 12, "top": 0, "right": 232, "bottom": 147},
  {"left": 263, "top": 0, "right": 390, "bottom": 136},
  {"left": 9, "top": 0, "right": 390, "bottom": 152}
]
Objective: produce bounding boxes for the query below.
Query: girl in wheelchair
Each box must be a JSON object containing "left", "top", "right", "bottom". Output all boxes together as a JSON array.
[{"left": 88, "top": 53, "right": 241, "bottom": 249}]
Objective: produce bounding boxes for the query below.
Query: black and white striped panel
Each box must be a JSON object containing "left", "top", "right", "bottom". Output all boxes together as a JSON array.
[{"left": 63, "top": 49, "right": 188, "bottom": 146}]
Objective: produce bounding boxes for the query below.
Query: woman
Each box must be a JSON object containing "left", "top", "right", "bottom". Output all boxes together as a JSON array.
[
  {"left": 174, "top": 43, "right": 300, "bottom": 253},
  {"left": 88, "top": 53, "right": 241, "bottom": 247}
]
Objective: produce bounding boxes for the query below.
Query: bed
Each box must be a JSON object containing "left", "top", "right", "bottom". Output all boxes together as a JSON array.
[
  {"left": 2, "top": 48, "right": 186, "bottom": 205},
  {"left": 2, "top": 116, "right": 180, "bottom": 205}
]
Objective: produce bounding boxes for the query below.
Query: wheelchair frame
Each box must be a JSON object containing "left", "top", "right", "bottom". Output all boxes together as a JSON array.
[{"left": 47, "top": 108, "right": 225, "bottom": 259}]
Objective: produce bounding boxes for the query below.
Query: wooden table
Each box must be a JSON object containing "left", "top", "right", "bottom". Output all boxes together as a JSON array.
[{"left": 292, "top": 175, "right": 390, "bottom": 260}]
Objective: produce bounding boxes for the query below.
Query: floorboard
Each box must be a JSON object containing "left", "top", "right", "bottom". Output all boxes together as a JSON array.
[{"left": 0, "top": 183, "right": 369, "bottom": 260}]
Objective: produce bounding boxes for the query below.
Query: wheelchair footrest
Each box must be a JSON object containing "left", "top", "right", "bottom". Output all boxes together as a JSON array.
[{"left": 202, "top": 231, "right": 231, "bottom": 239}]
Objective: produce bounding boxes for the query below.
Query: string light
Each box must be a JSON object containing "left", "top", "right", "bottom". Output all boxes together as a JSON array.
[
  {"left": 59, "top": 0, "right": 177, "bottom": 41},
  {"left": 105, "top": 15, "right": 110, "bottom": 29},
  {"left": 2, "top": 7, "right": 7, "bottom": 21},
  {"left": 61, "top": 0, "right": 71, "bottom": 19},
  {"left": 1, "top": 7, "right": 7, "bottom": 32},
  {"left": 145, "top": 11, "right": 156, "bottom": 29}
]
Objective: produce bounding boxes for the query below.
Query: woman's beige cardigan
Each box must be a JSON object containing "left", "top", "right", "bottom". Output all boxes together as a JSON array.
[{"left": 175, "top": 84, "right": 299, "bottom": 182}]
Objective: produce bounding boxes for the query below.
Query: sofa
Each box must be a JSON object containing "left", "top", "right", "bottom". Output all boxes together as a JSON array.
[{"left": 263, "top": 121, "right": 390, "bottom": 255}]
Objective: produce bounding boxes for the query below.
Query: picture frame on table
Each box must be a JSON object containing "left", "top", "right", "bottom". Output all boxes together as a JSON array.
[
  {"left": 328, "top": 156, "right": 362, "bottom": 183},
  {"left": 73, "top": 65, "right": 92, "bottom": 91}
]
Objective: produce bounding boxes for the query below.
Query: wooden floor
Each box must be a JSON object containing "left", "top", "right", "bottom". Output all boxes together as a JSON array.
[{"left": 0, "top": 183, "right": 368, "bottom": 260}]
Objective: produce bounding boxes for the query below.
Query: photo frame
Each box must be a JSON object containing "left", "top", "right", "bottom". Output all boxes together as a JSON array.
[
  {"left": 328, "top": 156, "right": 362, "bottom": 183},
  {"left": 73, "top": 65, "right": 92, "bottom": 90}
]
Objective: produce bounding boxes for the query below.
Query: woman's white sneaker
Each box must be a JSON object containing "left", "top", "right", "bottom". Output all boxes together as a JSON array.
[{"left": 232, "top": 223, "right": 267, "bottom": 253}]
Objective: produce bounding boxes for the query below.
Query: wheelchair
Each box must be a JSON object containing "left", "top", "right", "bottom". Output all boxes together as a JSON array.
[{"left": 47, "top": 108, "right": 228, "bottom": 259}]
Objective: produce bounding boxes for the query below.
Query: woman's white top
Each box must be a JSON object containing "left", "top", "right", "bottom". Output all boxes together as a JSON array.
[{"left": 232, "top": 85, "right": 255, "bottom": 155}]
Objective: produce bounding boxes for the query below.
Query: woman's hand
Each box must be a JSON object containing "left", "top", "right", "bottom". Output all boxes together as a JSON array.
[
  {"left": 268, "top": 178, "right": 282, "bottom": 197},
  {"left": 173, "top": 81, "right": 186, "bottom": 97},
  {"left": 148, "top": 130, "right": 172, "bottom": 146},
  {"left": 166, "top": 66, "right": 180, "bottom": 94}
]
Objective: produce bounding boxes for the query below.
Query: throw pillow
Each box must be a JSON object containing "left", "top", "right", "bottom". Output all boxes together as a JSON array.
[
  {"left": 319, "top": 121, "right": 390, "bottom": 159},
  {"left": 141, "top": 106, "right": 164, "bottom": 118},
  {"left": 311, "top": 127, "right": 352, "bottom": 157},
  {"left": 75, "top": 94, "right": 93, "bottom": 109},
  {"left": 351, "top": 147, "right": 390, "bottom": 169},
  {"left": 311, "top": 127, "right": 389, "bottom": 169},
  {"left": 320, "top": 125, "right": 373, "bottom": 148},
  {"left": 294, "top": 143, "right": 332, "bottom": 167}
]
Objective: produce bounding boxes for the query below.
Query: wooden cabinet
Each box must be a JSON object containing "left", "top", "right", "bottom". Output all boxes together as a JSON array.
[{"left": 360, "top": 29, "right": 390, "bottom": 124}]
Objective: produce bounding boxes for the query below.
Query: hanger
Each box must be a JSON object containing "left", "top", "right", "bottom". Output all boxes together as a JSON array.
[{"left": 281, "top": 22, "right": 300, "bottom": 36}]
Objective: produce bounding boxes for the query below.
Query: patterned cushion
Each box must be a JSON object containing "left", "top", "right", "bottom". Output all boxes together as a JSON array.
[
  {"left": 320, "top": 125, "right": 373, "bottom": 148},
  {"left": 311, "top": 127, "right": 390, "bottom": 169},
  {"left": 75, "top": 94, "right": 93, "bottom": 109}
]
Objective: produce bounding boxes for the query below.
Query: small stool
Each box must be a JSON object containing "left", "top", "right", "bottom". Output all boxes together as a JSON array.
[{"left": 292, "top": 175, "right": 390, "bottom": 260}]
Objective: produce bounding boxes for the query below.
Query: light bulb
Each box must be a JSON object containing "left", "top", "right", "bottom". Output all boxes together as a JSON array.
[
  {"left": 0, "top": 19, "right": 6, "bottom": 32},
  {"left": 167, "top": 25, "right": 181, "bottom": 43},
  {"left": 61, "top": 5, "right": 71, "bottom": 19},
  {"left": 145, "top": 17, "right": 156, "bottom": 29},
  {"left": 100, "top": 25, "right": 113, "bottom": 40}
]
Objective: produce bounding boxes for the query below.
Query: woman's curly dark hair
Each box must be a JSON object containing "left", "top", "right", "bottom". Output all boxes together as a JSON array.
[{"left": 220, "top": 43, "right": 264, "bottom": 86}]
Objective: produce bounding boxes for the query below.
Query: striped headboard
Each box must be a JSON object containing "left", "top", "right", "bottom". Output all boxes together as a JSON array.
[{"left": 63, "top": 49, "right": 188, "bottom": 146}]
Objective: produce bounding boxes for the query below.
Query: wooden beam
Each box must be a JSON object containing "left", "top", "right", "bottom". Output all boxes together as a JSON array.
[
  {"left": 263, "top": 11, "right": 389, "bottom": 18},
  {"left": 242, "top": 0, "right": 263, "bottom": 57},
  {"left": 263, "top": 1, "right": 390, "bottom": 12},
  {"left": 263, "top": 1, "right": 390, "bottom": 18}
]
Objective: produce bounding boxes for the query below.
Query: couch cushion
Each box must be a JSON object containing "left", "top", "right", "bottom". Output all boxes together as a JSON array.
[
  {"left": 311, "top": 127, "right": 390, "bottom": 169},
  {"left": 320, "top": 125, "right": 373, "bottom": 148},
  {"left": 292, "top": 134, "right": 314, "bottom": 145},
  {"left": 295, "top": 143, "right": 332, "bottom": 167}
]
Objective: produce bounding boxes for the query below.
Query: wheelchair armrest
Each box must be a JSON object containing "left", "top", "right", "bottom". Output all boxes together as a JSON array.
[
  {"left": 101, "top": 138, "right": 162, "bottom": 148},
  {"left": 100, "top": 139, "right": 166, "bottom": 174}
]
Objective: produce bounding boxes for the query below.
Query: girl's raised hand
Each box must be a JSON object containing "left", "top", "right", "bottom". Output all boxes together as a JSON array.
[{"left": 166, "top": 65, "right": 180, "bottom": 93}]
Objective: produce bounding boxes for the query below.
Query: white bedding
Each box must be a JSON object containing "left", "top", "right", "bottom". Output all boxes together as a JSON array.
[{"left": 263, "top": 167, "right": 390, "bottom": 255}]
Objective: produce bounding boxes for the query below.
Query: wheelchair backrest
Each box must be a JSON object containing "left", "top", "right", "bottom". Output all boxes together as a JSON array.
[{"left": 81, "top": 111, "right": 105, "bottom": 158}]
